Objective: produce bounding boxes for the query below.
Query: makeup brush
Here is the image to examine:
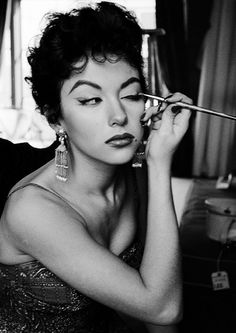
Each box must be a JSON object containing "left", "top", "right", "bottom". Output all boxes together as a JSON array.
[{"left": 139, "top": 93, "right": 236, "bottom": 121}]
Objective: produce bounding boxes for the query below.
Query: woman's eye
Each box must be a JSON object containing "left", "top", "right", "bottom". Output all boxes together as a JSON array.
[
  {"left": 122, "top": 94, "right": 143, "bottom": 101},
  {"left": 77, "top": 97, "right": 101, "bottom": 105}
]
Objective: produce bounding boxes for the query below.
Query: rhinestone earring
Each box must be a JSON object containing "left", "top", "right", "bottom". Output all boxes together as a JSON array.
[
  {"left": 132, "top": 141, "right": 146, "bottom": 168},
  {"left": 55, "top": 129, "right": 69, "bottom": 182}
]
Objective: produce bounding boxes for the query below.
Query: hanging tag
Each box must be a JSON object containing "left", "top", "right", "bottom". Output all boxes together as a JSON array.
[{"left": 211, "top": 271, "right": 230, "bottom": 291}]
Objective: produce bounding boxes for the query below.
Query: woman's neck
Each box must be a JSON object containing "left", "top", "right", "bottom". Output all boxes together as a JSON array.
[{"left": 55, "top": 156, "right": 127, "bottom": 204}]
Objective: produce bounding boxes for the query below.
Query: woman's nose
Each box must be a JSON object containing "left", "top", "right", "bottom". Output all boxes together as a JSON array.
[{"left": 108, "top": 102, "right": 128, "bottom": 127}]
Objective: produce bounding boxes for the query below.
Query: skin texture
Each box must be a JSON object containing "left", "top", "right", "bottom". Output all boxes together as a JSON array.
[
  {"left": 0, "top": 58, "right": 191, "bottom": 326},
  {"left": 58, "top": 59, "right": 144, "bottom": 168}
]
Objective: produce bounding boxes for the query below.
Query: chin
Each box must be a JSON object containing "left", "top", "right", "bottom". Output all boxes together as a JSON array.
[
  {"left": 105, "top": 153, "right": 134, "bottom": 166},
  {"left": 98, "top": 144, "right": 140, "bottom": 166}
]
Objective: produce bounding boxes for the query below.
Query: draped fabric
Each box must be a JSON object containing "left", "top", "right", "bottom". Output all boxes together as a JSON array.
[
  {"left": 155, "top": 0, "right": 187, "bottom": 93},
  {"left": 147, "top": 33, "right": 169, "bottom": 97},
  {"left": 155, "top": 0, "right": 191, "bottom": 176},
  {"left": 193, "top": 0, "right": 236, "bottom": 177},
  {"left": 0, "top": 0, "right": 9, "bottom": 68},
  {"left": 155, "top": 0, "right": 213, "bottom": 101},
  {"left": 155, "top": 0, "right": 213, "bottom": 177}
]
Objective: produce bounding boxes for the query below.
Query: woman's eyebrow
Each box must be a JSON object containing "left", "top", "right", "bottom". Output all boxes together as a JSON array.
[
  {"left": 69, "top": 80, "right": 102, "bottom": 94},
  {"left": 69, "top": 77, "right": 140, "bottom": 94},
  {"left": 120, "top": 77, "right": 141, "bottom": 90}
]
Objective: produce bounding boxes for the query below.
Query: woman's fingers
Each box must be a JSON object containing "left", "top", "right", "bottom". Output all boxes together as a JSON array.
[
  {"left": 140, "top": 92, "right": 192, "bottom": 137},
  {"left": 140, "top": 103, "right": 163, "bottom": 127},
  {"left": 144, "top": 93, "right": 192, "bottom": 162},
  {"left": 164, "top": 92, "right": 192, "bottom": 114}
]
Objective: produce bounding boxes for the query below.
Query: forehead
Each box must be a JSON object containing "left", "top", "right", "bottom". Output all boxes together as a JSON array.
[{"left": 63, "top": 58, "right": 140, "bottom": 92}]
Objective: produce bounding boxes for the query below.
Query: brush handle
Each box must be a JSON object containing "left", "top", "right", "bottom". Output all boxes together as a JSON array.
[{"left": 140, "top": 93, "right": 236, "bottom": 121}]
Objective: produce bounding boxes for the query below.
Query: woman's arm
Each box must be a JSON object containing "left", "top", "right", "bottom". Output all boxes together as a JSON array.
[{"left": 138, "top": 93, "right": 192, "bottom": 324}]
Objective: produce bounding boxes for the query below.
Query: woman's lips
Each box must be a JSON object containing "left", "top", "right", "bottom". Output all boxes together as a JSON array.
[{"left": 105, "top": 133, "right": 135, "bottom": 147}]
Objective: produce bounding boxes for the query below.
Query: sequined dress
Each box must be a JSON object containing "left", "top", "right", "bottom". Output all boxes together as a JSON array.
[
  {"left": 0, "top": 183, "right": 144, "bottom": 332},
  {"left": 0, "top": 241, "right": 143, "bottom": 333}
]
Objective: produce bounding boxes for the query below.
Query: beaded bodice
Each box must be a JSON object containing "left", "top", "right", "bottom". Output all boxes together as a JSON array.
[{"left": 0, "top": 241, "right": 143, "bottom": 332}]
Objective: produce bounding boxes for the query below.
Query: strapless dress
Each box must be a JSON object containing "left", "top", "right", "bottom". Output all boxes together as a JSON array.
[{"left": 0, "top": 241, "right": 143, "bottom": 333}]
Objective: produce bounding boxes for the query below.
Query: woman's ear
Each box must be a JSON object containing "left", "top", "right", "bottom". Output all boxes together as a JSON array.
[
  {"left": 49, "top": 119, "right": 66, "bottom": 133},
  {"left": 49, "top": 123, "right": 61, "bottom": 133},
  {"left": 43, "top": 104, "right": 63, "bottom": 132}
]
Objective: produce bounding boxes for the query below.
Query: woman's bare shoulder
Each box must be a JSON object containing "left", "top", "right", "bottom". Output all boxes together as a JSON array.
[{"left": 4, "top": 183, "right": 87, "bottom": 247}]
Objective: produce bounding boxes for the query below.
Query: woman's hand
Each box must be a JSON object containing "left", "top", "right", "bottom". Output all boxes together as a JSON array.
[{"left": 141, "top": 92, "right": 192, "bottom": 165}]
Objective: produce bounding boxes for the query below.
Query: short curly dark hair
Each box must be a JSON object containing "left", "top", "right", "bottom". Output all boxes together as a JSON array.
[{"left": 26, "top": 1, "right": 146, "bottom": 124}]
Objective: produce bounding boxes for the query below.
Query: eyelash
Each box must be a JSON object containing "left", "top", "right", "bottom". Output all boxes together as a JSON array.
[
  {"left": 77, "top": 98, "right": 101, "bottom": 106},
  {"left": 77, "top": 94, "right": 143, "bottom": 106},
  {"left": 122, "top": 94, "right": 143, "bottom": 101}
]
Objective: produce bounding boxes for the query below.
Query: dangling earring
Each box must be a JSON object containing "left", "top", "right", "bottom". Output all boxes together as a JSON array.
[
  {"left": 132, "top": 141, "right": 146, "bottom": 168},
  {"left": 55, "top": 128, "right": 69, "bottom": 182}
]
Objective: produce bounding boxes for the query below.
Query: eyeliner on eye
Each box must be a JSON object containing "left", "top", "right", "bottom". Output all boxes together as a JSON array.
[
  {"left": 77, "top": 97, "right": 101, "bottom": 105},
  {"left": 122, "top": 93, "right": 144, "bottom": 101}
]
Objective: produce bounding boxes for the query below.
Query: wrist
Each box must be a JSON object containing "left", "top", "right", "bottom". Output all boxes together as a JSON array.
[
  {"left": 146, "top": 156, "right": 172, "bottom": 173},
  {"left": 147, "top": 162, "right": 172, "bottom": 185}
]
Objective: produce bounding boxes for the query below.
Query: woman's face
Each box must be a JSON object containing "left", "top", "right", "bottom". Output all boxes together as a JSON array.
[{"left": 59, "top": 58, "right": 145, "bottom": 166}]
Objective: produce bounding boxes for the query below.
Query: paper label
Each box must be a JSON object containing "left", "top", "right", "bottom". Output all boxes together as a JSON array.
[{"left": 211, "top": 271, "right": 230, "bottom": 290}]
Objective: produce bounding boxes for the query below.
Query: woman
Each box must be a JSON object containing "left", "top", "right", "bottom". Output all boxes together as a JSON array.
[{"left": 0, "top": 2, "right": 191, "bottom": 332}]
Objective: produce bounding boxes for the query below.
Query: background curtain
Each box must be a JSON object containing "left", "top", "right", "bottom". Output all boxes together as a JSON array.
[
  {"left": 0, "top": 0, "right": 9, "bottom": 65},
  {"left": 147, "top": 32, "right": 169, "bottom": 97},
  {"left": 155, "top": 0, "right": 213, "bottom": 177},
  {"left": 193, "top": 0, "right": 236, "bottom": 177}
]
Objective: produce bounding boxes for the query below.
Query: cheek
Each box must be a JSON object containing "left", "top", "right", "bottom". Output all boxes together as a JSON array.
[
  {"left": 129, "top": 104, "right": 144, "bottom": 126},
  {"left": 135, "top": 101, "right": 145, "bottom": 118},
  {"left": 130, "top": 114, "right": 144, "bottom": 141},
  {"left": 67, "top": 116, "right": 103, "bottom": 150},
  {"left": 62, "top": 116, "right": 88, "bottom": 143},
  {"left": 134, "top": 108, "right": 145, "bottom": 140}
]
